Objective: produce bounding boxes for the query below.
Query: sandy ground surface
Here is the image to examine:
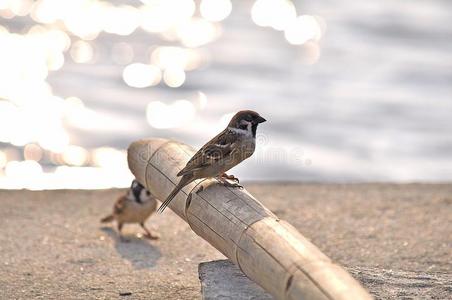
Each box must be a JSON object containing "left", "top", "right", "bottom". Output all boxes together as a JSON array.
[{"left": 0, "top": 183, "right": 451, "bottom": 299}]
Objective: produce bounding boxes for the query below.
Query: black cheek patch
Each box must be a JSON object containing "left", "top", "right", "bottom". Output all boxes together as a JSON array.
[
  {"left": 252, "top": 124, "right": 258, "bottom": 137},
  {"left": 132, "top": 186, "right": 141, "bottom": 201}
]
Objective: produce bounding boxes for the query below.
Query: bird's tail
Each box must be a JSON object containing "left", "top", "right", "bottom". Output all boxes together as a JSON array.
[
  {"left": 100, "top": 214, "right": 114, "bottom": 223},
  {"left": 157, "top": 175, "right": 192, "bottom": 214}
]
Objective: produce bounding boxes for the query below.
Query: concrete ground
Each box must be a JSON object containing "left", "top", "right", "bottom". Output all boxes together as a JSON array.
[{"left": 0, "top": 183, "right": 451, "bottom": 299}]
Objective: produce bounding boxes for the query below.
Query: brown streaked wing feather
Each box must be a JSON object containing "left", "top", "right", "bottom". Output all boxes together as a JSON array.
[
  {"left": 114, "top": 196, "right": 127, "bottom": 215},
  {"left": 177, "top": 129, "right": 238, "bottom": 176}
]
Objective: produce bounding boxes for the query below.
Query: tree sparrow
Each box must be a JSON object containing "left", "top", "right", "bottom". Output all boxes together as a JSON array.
[
  {"left": 157, "top": 110, "right": 266, "bottom": 213},
  {"left": 101, "top": 180, "right": 159, "bottom": 239}
]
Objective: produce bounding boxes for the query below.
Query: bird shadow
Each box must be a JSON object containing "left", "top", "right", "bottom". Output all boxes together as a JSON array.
[{"left": 100, "top": 226, "right": 161, "bottom": 270}]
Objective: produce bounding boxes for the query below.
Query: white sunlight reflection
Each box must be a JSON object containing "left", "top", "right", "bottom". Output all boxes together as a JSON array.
[
  {"left": 9, "top": 0, "right": 34, "bottom": 17},
  {"left": 200, "top": 0, "right": 232, "bottom": 22},
  {"left": 3, "top": 160, "right": 49, "bottom": 190},
  {"left": 0, "top": 0, "right": 234, "bottom": 189},
  {"left": 63, "top": 96, "right": 89, "bottom": 129},
  {"left": 63, "top": 97, "right": 100, "bottom": 130},
  {"left": 163, "top": 67, "right": 186, "bottom": 88},
  {"left": 24, "top": 144, "right": 43, "bottom": 161},
  {"left": 251, "top": 0, "right": 296, "bottom": 31},
  {"left": 52, "top": 166, "right": 133, "bottom": 189},
  {"left": 92, "top": 147, "right": 128, "bottom": 169},
  {"left": 284, "top": 15, "right": 322, "bottom": 45},
  {"left": 38, "top": 127, "right": 70, "bottom": 153},
  {"left": 140, "top": 0, "right": 195, "bottom": 33},
  {"left": 146, "top": 100, "right": 195, "bottom": 129},
  {"left": 102, "top": 5, "right": 139, "bottom": 36},
  {"left": 1, "top": 0, "right": 33, "bottom": 17},
  {"left": 62, "top": 145, "right": 89, "bottom": 166},
  {"left": 0, "top": 0, "right": 328, "bottom": 189},
  {"left": 251, "top": 1, "right": 326, "bottom": 53},
  {"left": 5, "top": 160, "right": 42, "bottom": 178},
  {"left": 122, "top": 63, "right": 162, "bottom": 88},
  {"left": 70, "top": 40, "right": 94, "bottom": 63},
  {"left": 0, "top": 101, "right": 18, "bottom": 143},
  {"left": 177, "top": 18, "right": 221, "bottom": 48},
  {"left": 151, "top": 46, "right": 202, "bottom": 71}
]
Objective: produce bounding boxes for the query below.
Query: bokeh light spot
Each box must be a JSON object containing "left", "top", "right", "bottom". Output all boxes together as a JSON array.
[
  {"left": 62, "top": 145, "right": 88, "bottom": 166},
  {"left": 200, "top": 0, "right": 232, "bottom": 22},
  {"left": 251, "top": 0, "right": 296, "bottom": 31},
  {"left": 24, "top": 144, "right": 43, "bottom": 162},
  {"left": 70, "top": 40, "right": 94, "bottom": 64},
  {"left": 122, "top": 63, "right": 162, "bottom": 88},
  {"left": 163, "top": 67, "right": 186, "bottom": 88},
  {"left": 284, "top": 15, "right": 322, "bottom": 45}
]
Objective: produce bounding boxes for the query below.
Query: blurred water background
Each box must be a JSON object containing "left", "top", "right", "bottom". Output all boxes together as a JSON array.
[{"left": 0, "top": 0, "right": 451, "bottom": 189}]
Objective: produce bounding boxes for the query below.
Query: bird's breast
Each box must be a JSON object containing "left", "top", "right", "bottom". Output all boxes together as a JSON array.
[{"left": 116, "top": 198, "right": 157, "bottom": 223}]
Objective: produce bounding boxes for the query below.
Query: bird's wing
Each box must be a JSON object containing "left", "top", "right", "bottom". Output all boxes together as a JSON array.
[
  {"left": 114, "top": 196, "right": 127, "bottom": 214},
  {"left": 177, "top": 129, "right": 238, "bottom": 176}
]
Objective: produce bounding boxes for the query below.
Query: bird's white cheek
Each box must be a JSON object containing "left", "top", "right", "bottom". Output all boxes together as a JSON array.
[
  {"left": 139, "top": 189, "right": 151, "bottom": 201},
  {"left": 245, "top": 122, "right": 253, "bottom": 137}
]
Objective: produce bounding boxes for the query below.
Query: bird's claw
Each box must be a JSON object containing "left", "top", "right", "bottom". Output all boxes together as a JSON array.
[
  {"left": 221, "top": 173, "right": 240, "bottom": 183},
  {"left": 218, "top": 177, "right": 243, "bottom": 189},
  {"left": 144, "top": 232, "right": 160, "bottom": 240},
  {"left": 228, "top": 182, "right": 243, "bottom": 189}
]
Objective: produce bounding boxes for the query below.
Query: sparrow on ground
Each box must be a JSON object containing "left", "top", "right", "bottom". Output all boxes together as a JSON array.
[
  {"left": 101, "top": 180, "right": 159, "bottom": 239},
  {"left": 157, "top": 110, "right": 266, "bottom": 213}
]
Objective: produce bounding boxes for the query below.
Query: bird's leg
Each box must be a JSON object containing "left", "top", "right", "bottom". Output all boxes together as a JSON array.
[
  {"left": 220, "top": 173, "right": 240, "bottom": 183},
  {"left": 217, "top": 174, "right": 243, "bottom": 188},
  {"left": 118, "top": 223, "right": 129, "bottom": 243},
  {"left": 140, "top": 222, "right": 160, "bottom": 240}
]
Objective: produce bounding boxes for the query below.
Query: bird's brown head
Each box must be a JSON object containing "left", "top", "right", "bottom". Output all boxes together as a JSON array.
[{"left": 228, "top": 110, "right": 266, "bottom": 137}]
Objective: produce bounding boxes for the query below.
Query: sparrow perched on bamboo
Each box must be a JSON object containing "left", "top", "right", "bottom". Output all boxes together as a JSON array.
[
  {"left": 157, "top": 110, "right": 266, "bottom": 213},
  {"left": 101, "top": 180, "right": 159, "bottom": 239}
]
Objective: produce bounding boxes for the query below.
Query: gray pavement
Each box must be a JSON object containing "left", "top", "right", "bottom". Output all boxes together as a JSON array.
[{"left": 0, "top": 183, "right": 451, "bottom": 299}]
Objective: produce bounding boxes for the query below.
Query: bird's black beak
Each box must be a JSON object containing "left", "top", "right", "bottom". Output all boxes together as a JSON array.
[{"left": 255, "top": 116, "right": 266, "bottom": 124}]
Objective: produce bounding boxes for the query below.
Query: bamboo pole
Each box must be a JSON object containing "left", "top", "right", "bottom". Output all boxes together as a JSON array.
[{"left": 127, "top": 138, "right": 373, "bottom": 300}]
